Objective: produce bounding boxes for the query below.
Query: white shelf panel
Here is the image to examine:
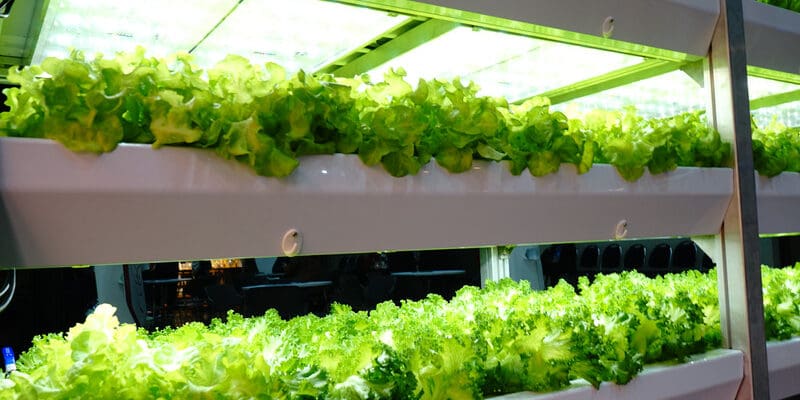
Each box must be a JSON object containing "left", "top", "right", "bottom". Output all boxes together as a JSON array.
[
  {"left": 0, "top": 138, "right": 732, "bottom": 268},
  {"left": 744, "top": 1, "right": 800, "bottom": 76},
  {"left": 489, "top": 349, "right": 743, "bottom": 400},
  {"left": 756, "top": 172, "right": 800, "bottom": 234},
  {"left": 401, "top": 0, "right": 719, "bottom": 57},
  {"left": 768, "top": 337, "right": 800, "bottom": 399}
]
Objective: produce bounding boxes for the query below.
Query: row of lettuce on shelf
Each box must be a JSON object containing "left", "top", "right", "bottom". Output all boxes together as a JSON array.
[
  {"left": 1, "top": 264, "right": 798, "bottom": 400},
  {"left": 752, "top": 120, "right": 800, "bottom": 177},
  {"left": 0, "top": 48, "right": 795, "bottom": 181}
]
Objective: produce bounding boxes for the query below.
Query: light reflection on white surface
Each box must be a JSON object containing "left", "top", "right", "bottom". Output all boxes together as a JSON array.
[
  {"left": 191, "top": 0, "right": 408, "bottom": 74},
  {"left": 752, "top": 100, "right": 800, "bottom": 128},
  {"left": 553, "top": 70, "right": 705, "bottom": 119},
  {"left": 749, "top": 75, "right": 800, "bottom": 98},
  {"left": 748, "top": 76, "right": 800, "bottom": 127},
  {"left": 33, "top": 0, "right": 407, "bottom": 74},
  {"left": 33, "top": 0, "right": 237, "bottom": 64}
]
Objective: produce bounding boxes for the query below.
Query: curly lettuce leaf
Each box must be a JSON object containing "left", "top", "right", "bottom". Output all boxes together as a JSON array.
[{"left": 0, "top": 49, "right": 732, "bottom": 181}]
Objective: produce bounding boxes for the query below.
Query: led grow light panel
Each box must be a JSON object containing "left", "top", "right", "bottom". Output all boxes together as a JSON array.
[
  {"left": 190, "top": 0, "right": 409, "bottom": 74},
  {"left": 366, "top": 26, "right": 644, "bottom": 101},
  {"left": 749, "top": 76, "right": 800, "bottom": 127},
  {"left": 553, "top": 70, "right": 706, "bottom": 119},
  {"left": 752, "top": 101, "right": 800, "bottom": 128},
  {"left": 32, "top": 0, "right": 238, "bottom": 64},
  {"left": 749, "top": 75, "right": 800, "bottom": 99}
]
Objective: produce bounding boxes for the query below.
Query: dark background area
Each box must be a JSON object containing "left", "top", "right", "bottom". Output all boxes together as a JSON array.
[
  {"left": 0, "top": 267, "right": 97, "bottom": 352},
  {"left": 0, "top": 83, "right": 12, "bottom": 110},
  {"left": 0, "top": 249, "right": 481, "bottom": 354},
  {"left": 777, "top": 236, "right": 800, "bottom": 266}
]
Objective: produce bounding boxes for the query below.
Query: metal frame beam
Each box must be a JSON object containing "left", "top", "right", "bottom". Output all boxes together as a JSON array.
[
  {"left": 187, "top": 1, "right": 243, "bottom": 55},
  {"left": 479, "top": 247, "right": 508, "bottom": 287},
  {"left": 327, "top": 0, "right": 707, "bottom": 63},
  {"left": 750, "top": 89, "right": 800, "bottom": 111},
  {"left": 314, "top": 16, "right": 427, "bottom": 75},
  {"left": 330, "top": 18, "right": 458, "bottom": 78},
  {"left": 748, "top": 65, "right": 800, "bottom": 86}
]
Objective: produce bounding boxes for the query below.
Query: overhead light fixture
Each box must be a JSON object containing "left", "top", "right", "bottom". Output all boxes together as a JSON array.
[
  {"left": 32, "top": 0, "right": 238, "bottom": 64},
  {"left": 748, "top": 75, "right": 800, "bottom": 128},
  {"left": 748, "top": 75, "right": 800, "bottom": 99},
  {"left": 190, "top": 0, "right": 408, "bottom": 74},
  {"left": 553, "top": 70, "right": 706, "bottom": 119},
  {"left": 367, "top": 26, "right": 644, "bottom": 101},
  {"left": 365, "top": 25, "right": 705, "bottom": 118},
  {"left": 32, "top": 0, "right": 408, "bottom": 74}
]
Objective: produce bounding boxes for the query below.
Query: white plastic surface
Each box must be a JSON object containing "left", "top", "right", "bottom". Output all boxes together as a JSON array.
[
  {"left": 592, "top": 349, "right": 743, "bottom": 400},
  {"left": 756, "top": 172, "right": 800, "bottom": 234},
  {"left": 489, "top": 349, "right": 744, "bottom": 400},
  {"left": 0, "top": 138, "right": 732, "bottom": 267},
  {"left": 490, "top": 386, "right": 591, "bottom": 400},
  {"left": 406, "top": 0, "right": 719, "bottom": 57},
  {"left": 743, "top": 1, "right": 800, "bottom": 77},
  {"left": 767, "top": 337, "right": 800, "bottom": 399}
]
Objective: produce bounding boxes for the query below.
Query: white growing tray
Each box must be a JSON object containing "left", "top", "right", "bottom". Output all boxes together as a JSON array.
[
  {"left": 757, "top": 172, "right": 800, "bottom": 235},
  {"left": 488, "top": 337, "right": 800, "bottom": 400},
  {"left": 743, "top": 0, "right": 800, "bottom": 76},
  {"left": 767, "top": 337, "right": 800, "bottom": 399},
  {"left": 490, "top": 349, "right": 743, "bottom": 400},
  {"left": 0, "top": 138, "right": 732, "bottom": 267}
]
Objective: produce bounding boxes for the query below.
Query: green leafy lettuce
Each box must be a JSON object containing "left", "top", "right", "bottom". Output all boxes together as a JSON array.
[
  {"left": 752, "top": 119, "right": 800, "bottom": 177},
  {"left": 9, "top": 263, "right": 800, "bottom": 399},
  {"left": 755, "top": 0, "right": 800, "bottom": 12},
  {"left": 0, "top": 48, "right": 732, "bottom": 181}
]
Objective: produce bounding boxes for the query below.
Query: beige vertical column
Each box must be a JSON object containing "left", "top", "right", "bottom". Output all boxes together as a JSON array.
[{"left": 705, "top": 0, "right": 770, "bottom": 398}]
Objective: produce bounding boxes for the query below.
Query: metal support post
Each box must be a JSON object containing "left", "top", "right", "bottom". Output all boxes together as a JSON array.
[{"left": 705, "top": 0, "right": 770, "bottom": 398}]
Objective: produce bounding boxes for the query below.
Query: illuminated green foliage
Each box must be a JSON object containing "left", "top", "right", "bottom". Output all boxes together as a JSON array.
[
  {"left": 0, "top": 48, "right": 731, "bottom": 181},
  {"left": 756, "top": 0, "right": 800, "bottom": 12},
  {"left": 752, "top": 119, "right": 800, "bottom": 177},
  {"left": 3, "top": 264, "right": 798, "bottom": 399}
]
